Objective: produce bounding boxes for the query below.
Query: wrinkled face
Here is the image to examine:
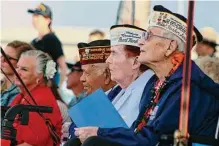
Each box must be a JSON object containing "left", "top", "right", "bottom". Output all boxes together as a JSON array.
[
  {"left": 15, "top": 56, "right": 41, "bottom": 88},
  {"left": 138, "top": 27, "right": 172, "bottom": 65},
  {"left": 66, "top": 67, "right": 83, "bottom": 89},
  {"left": 80, "top": 64, "right": 106, "bottom": 95},
  {"left": 32, "top": 14, "right": 50, "bottom": 30},
  {"left": 106, "top": 45, "right": 135, "bottom": 83},
  {"left": 1, "top": 46, "right": 18, "bottom": 75},
  {"left": 196, "top": 43, "right": 214, "bottom": 57}
]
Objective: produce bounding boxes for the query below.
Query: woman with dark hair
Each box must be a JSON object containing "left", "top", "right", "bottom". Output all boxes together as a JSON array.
[{"left": 10, "top": 50, "right": 63, "bottom": 146}]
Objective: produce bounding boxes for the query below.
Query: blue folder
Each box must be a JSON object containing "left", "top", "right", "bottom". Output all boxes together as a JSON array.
[
  {"left": 68, "top": 88, "right": 128, "bottom": 128},
  {"left": 192, "top": 144, "right": 210, "bottom": 146}
]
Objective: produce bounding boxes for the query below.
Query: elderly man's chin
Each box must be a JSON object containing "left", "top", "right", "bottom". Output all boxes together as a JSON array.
[
  {"left": 138, "top": 52, "right": 150, "bottom": 64},
  {"left": 110, "top": 75, "right": 116, "bottom": 82},
  {"left": 84, "top": 87, "right": 92, "bottom": 95}
]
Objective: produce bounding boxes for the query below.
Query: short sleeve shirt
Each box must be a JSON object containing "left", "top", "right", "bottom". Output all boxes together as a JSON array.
[{"left": 31, "top": 33, "right": 64, "bottom": 63}]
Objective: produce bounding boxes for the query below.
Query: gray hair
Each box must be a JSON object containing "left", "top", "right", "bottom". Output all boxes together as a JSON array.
[
  {"left": 20, "top": 50, "right": 54, "bottom": 76},
  {"left": 162, "top": 29, "right": 185, "bottom": 52},
  {"left": 195, "top": 56, "right": 219, "bottom": 83},
  {"left": 90, "top": 63, "right": 109, "bottom": 76}
]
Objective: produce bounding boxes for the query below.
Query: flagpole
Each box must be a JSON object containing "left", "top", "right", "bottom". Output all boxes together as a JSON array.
[
  {"left": 131, "top": 0, "right": 135, "bottom": 25},
  {"left": 116, "top": 0, "right": 123, "bottom": 25},
  {"left": 174, "top": 1, "right": 195, "bottom": 145}
]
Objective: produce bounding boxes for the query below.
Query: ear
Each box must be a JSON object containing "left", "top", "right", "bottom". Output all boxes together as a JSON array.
[
  {"left": 104, "top": 68, "right": 111, "bottom": 85},
  {"left": 45, "top": 17, "right": 51, "bottom": 25},
  {"left": 131, "top": 56, "right": 141, "bottom": 70},
  {"left": 38, "top": 72, "right": 44, "bottom": 81},
  {"left": 165, "top": 40, "right": 178, "bottom": 57}
]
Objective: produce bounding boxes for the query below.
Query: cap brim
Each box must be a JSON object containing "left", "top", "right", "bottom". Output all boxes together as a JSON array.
[
  {"left": 27, "top": 9, "right": 36, "bottom": 14},
  {"left": 66, "top": 62, "right": 74, "bottom": 68},
  {"left": 66, "top": 61, "right": 82, "bottom": 69},
  {"left": 66, "top": 60, "right": 76, "bottom": 68},
  {"left": 27, "top": 9, "right": 44, "bottom": 16}
]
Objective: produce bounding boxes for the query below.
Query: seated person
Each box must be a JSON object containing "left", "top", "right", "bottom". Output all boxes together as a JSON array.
[
  {"left": 64, "top": 5, "right": 219, "bottom": 146},
  {"left": 60, "top": 61, "right": 85, "bottom": 107},
  {"left": 60, "top": 61, "right": 85, "bottom": 144},
  {"left": 196, "top": 27, "right": 219, "bottom": 58},
  {"left": 68, "top": 26, "right": 154, "bottom": 142},
  {"left": 10, "top": 50, "right": 62, "bottom": 146},
  {"left": 78, "top": 39, "right": 118, "bottom": 97},
  {"left": 1, "top": 40, "right": 34, "bottom": 106},
  {"left": 68, "top": 40, "right": 121, "bottom": 139},
  {"left": 106, "top": 24, "right": 154, "bottom": 127}
]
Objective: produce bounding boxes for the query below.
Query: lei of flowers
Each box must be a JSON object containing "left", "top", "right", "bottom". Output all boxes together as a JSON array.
[
  {"left": 134, "top": 52, "right": 184, "bottom": 133},
  {"left": 44, "top": 60, "right": 56, "bottom": 79},
  {"left": 134, "top": 77, "right": 169, "bottom": 133}
]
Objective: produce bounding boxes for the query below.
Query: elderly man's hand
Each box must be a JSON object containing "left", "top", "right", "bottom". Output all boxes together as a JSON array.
[{"left": 74, "top": 127, "right": 98, "bottom": 143}]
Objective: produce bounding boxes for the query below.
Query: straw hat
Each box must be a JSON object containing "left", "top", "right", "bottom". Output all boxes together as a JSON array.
[{"left": 200, "top": 27, "right": 219, "bottom": 58}]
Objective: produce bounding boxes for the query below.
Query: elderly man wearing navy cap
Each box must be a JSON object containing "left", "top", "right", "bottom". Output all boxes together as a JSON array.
[
  {"left": 64, "top": 5, "right": 219, "bottom": 146},
  {"left": 66, "top": 40, "right": 121, "bottom": 142},
  {"left": 27, "top": 3, "right": 67, "bottom": 87},
  {"left": 77, "top": 39, "right": 118, "bottom": 97}
]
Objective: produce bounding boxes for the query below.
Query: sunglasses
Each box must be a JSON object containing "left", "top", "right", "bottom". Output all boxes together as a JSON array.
[
  {"left": 142, "top": 31, "right": 170, "bottom": 41},
  {"left": 1, "top": 54, "right": 18, "bottom": 62}
]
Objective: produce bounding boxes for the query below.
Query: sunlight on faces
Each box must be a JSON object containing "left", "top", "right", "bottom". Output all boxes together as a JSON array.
[
  {"left": 138, "top": 27, "right": 172, "bottom": 65},
  {"left": 15, "top": 56, "right": 42, "bottom": 88},
  {"left": 66, "top": 69, "right": 82, "bottom": 89},
  {"left": 196, "top": 43, "right": 214, "bottom": 57},
  {"left": 80, "top": 64, "right": 106, "bottom": 95},
  {"left": 32, "top": 14, "right": 51, "bottom": 30},
  {"left": 106, "top": 45, "right": 136, "bottom": 83},
  {"left": 1, "top": 46, "right": 18, "bottom": 75}
]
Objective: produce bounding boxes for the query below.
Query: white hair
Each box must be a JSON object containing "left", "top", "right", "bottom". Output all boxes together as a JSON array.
[
  {"left": 195, "top": 56, "right": 219, "bottom": 83},
  {"left": 162, "top": 29, "right": 185, "bottom": 52},
  {"left": 20, "top": 50, "right": 54, "bottom": 76}
]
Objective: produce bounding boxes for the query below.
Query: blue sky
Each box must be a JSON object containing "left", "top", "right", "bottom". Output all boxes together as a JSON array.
[{"left": 1, "top": 1, "right": 219, "bottom": 32}]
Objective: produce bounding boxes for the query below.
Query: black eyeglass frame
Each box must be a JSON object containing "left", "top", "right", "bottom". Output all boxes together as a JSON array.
[{"left": 1, "top": 54, "right": 18, "bottom": 62}]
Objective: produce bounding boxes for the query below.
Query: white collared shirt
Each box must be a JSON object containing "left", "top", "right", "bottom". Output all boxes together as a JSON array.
[{"left": 112, "top": 69, "right": 154, "bottom": 127}]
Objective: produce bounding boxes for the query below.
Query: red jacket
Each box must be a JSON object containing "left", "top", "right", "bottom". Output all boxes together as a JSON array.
[{"left": 10, "top": 85, "right": 62, "bottom": 146}]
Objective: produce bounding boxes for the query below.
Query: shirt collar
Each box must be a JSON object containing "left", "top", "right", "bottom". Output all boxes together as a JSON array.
[
  {"left": 105, "top": 85, "right": 119, "bottom": 95},
  {"left": 126, "top": 69, "right": 154, "bottom": 91}
]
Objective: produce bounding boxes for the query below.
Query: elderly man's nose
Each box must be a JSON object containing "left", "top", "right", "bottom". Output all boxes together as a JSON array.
[
  {"left": 138, "top": 39, "right": 145, "bottom": 47},
  {"left": 106, "top": 54, "right": 112, "bottom": 64},
  {"left": 80, "top": 73, "right": 86, "bottom": 82}
]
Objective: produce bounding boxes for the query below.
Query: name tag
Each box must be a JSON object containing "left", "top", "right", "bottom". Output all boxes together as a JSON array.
[{"left": 149, "top": 106, "right": 159, "bottom": 121}]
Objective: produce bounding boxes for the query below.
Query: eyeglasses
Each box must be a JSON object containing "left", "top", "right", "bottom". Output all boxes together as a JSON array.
[
  {"left": 142, "top": 31, "right": 170, "bottom": 41},
  {"left": 1, "top": 54, "right": 18, "bottom": 62}
]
